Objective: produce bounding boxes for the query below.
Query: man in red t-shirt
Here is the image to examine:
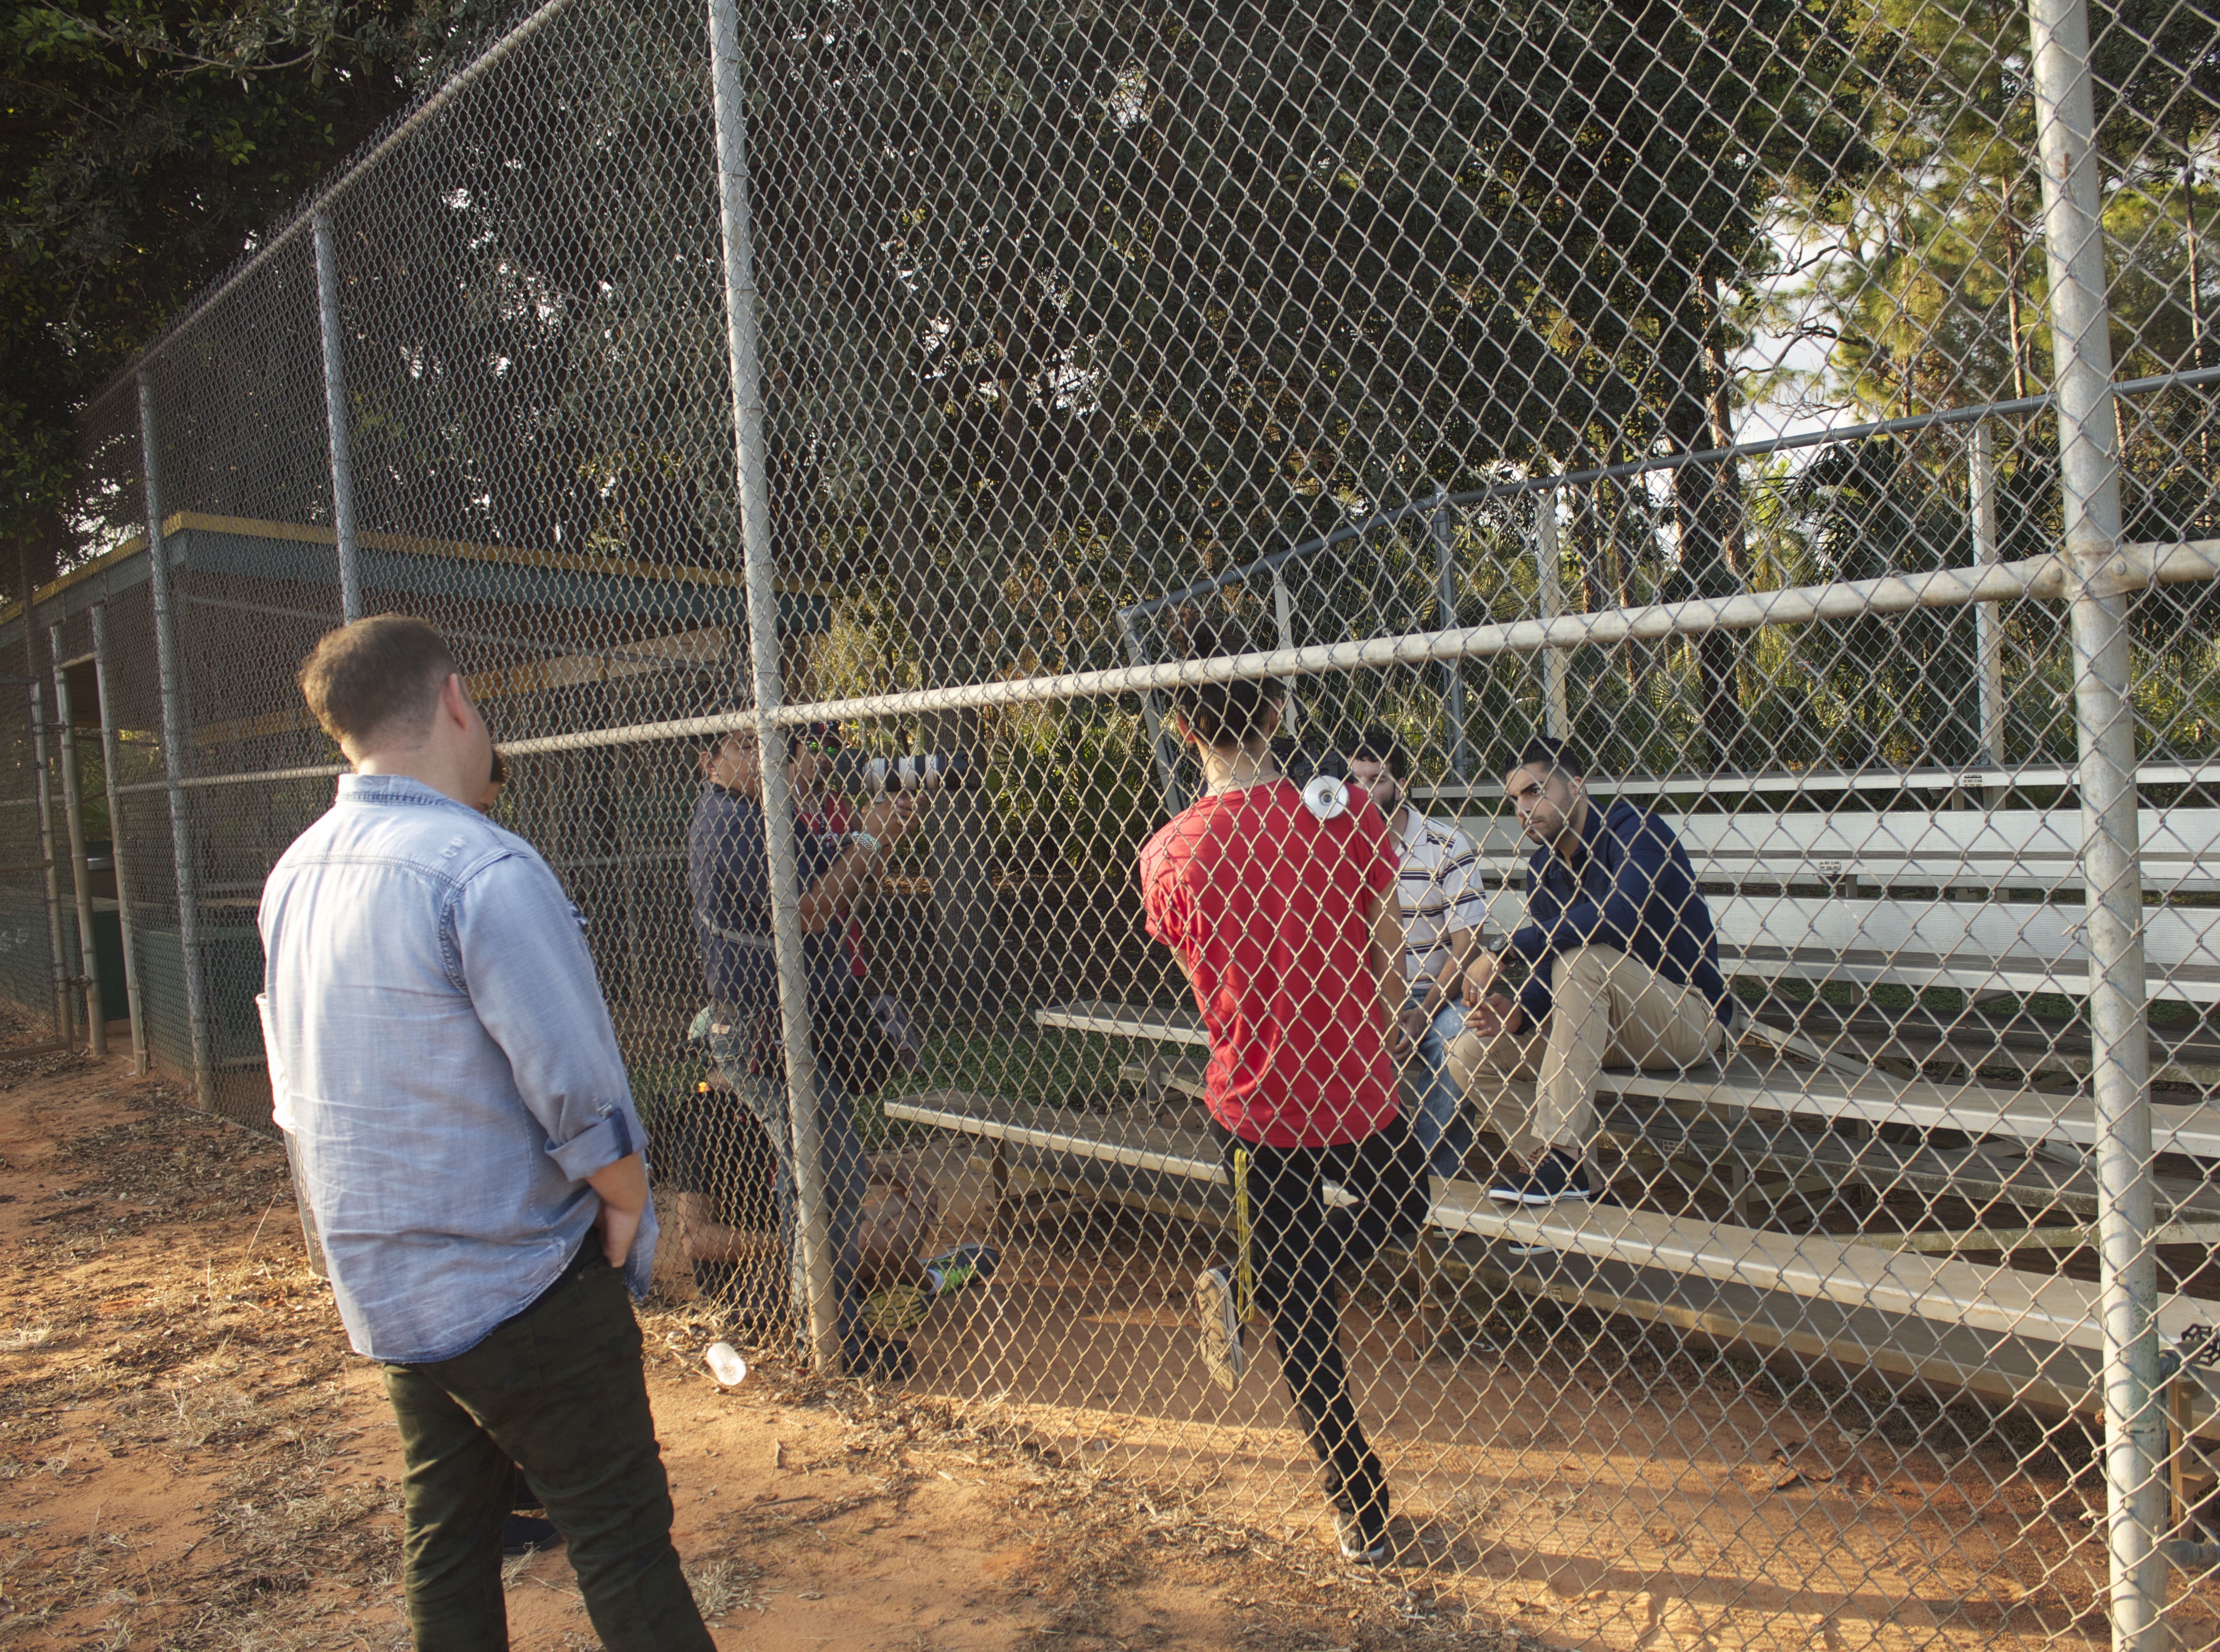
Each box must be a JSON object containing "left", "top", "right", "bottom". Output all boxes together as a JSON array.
[{"left": 1139, "top": 621, "right": 1431, "bottom": 1565}]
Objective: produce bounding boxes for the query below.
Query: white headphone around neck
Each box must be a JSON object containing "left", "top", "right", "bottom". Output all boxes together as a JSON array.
[{"left": 1301, "top": 773, "right": 1350, "bottom": 820}]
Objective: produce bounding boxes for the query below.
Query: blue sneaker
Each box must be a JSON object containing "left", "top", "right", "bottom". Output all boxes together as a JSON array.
[{"left": 1488, "top": 1149, "right": 1592, "bottom": 1206}]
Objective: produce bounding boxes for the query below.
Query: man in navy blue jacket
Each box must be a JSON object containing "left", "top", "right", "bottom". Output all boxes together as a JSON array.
[{"left": 1447, "top": 737, "right": 1733, "bottom": 1205}]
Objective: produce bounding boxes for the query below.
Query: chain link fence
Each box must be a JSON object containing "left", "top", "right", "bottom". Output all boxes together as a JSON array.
[{"left": 7, "top": 0, "right": 2220, "bottom": 1641}]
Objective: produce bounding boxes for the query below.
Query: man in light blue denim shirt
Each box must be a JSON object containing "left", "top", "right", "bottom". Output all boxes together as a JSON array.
[{"left": 259, "top": 616, "right": 711, "bottom": 1652}]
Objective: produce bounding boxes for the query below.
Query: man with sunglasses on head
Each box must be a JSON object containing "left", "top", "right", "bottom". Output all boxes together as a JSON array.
[{"left": 1447, "top": 736, "right": 1732, "bottom": 1206}]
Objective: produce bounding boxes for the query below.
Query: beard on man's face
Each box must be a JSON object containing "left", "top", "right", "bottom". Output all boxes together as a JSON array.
[{"left": 1528, "top": 792, "right": 1580, "bottom": 845}]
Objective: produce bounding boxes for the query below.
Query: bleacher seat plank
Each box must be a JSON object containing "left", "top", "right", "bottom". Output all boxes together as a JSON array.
[
  {"left": 884, "top": 1091, "right": 1221, "bottom": 1181},
  {"left": 882, "top": 1092, "right": 1236, "bottom": 1232},
  {"left": 1428, "top": 1186, "right": 2111, "bottom": 1348},
  {"left": 1753, "top": 995, "right": 2220, "bottom": 1062},
  {"left": 1037, "top": 1000, "right": 1206, "bottom": 1046},
  {"left": 1592, "top": 1098, "right": 2220, "bottom": 1221},
  {"left": 1709, "top": 894, "right": 2220, "bottom": 1002},
  {"left": 1750, "top": 996, "right": 2220, "bottom": 1090},
  {"left": 1598, "top": 1050, "right": 2220, "bottom": 1157},
  {"left": 1426, "top": 1189, "right": 2220, "bottom": 1423},
  {"left": 897, "top": 1076, "right": 2220, "bottom": 1226},
  {"left": 1453, "top": 808, "right": 2220, "bottom": 894},
  {"left": 882, "top": 1086, "right": 2220, "bottom": 1424},
  {"left": 1038, "top": 1000, "right": 2220, "bottom": 1155},
  {"left": 1419, "top": 760, "right": 2220, "bottom": 808}
]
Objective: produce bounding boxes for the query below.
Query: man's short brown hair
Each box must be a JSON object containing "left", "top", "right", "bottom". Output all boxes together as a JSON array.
[
  {"left": 298, "top": 616, "right": 458, "bottom": 749},
  {"left": 1168, "top": 613, "right": 1280, "bottom": 748}
]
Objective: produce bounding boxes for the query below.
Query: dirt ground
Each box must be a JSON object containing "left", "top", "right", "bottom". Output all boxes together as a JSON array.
[
  {"left": 0, "top": 1035, "right": 2201, "bottom": 1651},
  {"left": 0, "top": 1040, "right": 1551, "bottom": 1652}
]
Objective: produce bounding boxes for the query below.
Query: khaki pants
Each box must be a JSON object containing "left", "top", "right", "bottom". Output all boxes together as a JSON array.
[{"left": 1446, "top": 946, "right": 1725, "bottom": 1162}]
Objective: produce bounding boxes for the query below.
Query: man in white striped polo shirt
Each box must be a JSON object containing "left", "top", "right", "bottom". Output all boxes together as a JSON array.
[{"left": 1341, "top": 726, "right": 1491, "bottom": 1181}]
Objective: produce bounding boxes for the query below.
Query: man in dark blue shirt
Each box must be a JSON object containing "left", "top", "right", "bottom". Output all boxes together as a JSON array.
[
  {"left": 687, "top": 737, "right": 860, "bottom": 1016},
  {"left": 1447, "top": 737, "right": 1732, "bottom": 1205},
  {"left": 682, "top": 724, "right": 924, "bottom": 1375}
]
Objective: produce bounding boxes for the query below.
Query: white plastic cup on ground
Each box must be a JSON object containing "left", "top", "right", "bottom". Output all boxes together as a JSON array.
[{"left": 705, "top": 1342, "right": 747, "bottom": 1386}]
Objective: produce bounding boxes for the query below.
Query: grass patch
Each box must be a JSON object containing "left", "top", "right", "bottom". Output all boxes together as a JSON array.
[
  {"left": 907, "top": 1027, "right": 1135, "bottom": 1115},
  {"left": 682, "top": 1555, "right": 764, "bottom": 1618}
]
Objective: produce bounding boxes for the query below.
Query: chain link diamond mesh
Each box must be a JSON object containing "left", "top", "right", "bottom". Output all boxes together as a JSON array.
[{"left": 8, "top": 0, "right": 2220, "bottom": 1641}]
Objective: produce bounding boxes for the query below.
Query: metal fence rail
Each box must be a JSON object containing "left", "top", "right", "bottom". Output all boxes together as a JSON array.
[{"left": 9, "top": 0, "right": 2220, "bottom": 1642}]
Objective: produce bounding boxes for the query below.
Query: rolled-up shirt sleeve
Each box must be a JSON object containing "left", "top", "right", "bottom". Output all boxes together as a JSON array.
[{"left": 449, "top": 852, "right": 640, "bottom": 1182}]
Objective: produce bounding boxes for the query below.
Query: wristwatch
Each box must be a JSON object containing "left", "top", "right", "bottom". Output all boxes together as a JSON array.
[{"left": 849, "top": 829, "right": 882, "bottom": 857}]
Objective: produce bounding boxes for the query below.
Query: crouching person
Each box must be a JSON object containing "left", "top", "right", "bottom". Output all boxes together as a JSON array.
[
  {"left": 1447, "top": 737, "right": 1733, "bottom": 1206},
  {"left": 1138, "top": 622, "right": 1431, "bottom": 1565}
]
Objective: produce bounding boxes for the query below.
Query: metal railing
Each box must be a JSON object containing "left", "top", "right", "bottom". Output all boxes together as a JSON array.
[{"left": 9, "top": 0, "right": 2220, "bottom": 1642}]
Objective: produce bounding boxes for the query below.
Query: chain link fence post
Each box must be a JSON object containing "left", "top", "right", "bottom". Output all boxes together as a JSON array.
[
  {"left": 708, "top": 0, "right": 841, "bottom": 1375},
  {"left": 1272, "top": 569, "right": 1297, "bottom": 737},
  {"left": 1433, "top": 489, "right": 1469, "bottom": 781},
  {"left": 89, "top": 605, "right": 148, "bottom": 1075},
  {"left": 50, "top": 627, "right": 105, "bottom": 1056},
  {"left": 312, "top": 211, "right": 364, "bottom": 625},
  {"left": 1121, "top": 610, "right": 1185, "bottom": 817},
  {"left": 1535, "top": 486, "right": 1570, "bottom": 740},
  {"left": 138, "top": 372, "right": 217, "bottom": 1113},
  {"left": 2031, "top": 0, "right": 2165, "bottom": 1641},
  {"left": 1970, "top": 419, "right": 2007, "bottom": 804},
  {"left": 16, "top": 551, "right": 68, "bottom": 1054},
  {"left": 27, "top": 680, "right": 71, "bottom": 1047}
]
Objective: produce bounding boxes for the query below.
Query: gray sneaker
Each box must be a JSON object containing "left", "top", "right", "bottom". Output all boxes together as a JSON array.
[
  {"left": 1334, "top": 1507, "right": 1391, "bottom": 1564},
  {"left": 1194, "top": 1264, "right": 1245, "bottom": 1391}
]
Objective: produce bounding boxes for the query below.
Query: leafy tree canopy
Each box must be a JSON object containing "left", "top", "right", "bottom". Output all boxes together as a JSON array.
[{"left": 1, "top": 0, "right": 486, "bottom": 576}]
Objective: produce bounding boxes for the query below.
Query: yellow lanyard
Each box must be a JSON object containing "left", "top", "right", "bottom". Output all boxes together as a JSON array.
[{"left": 1232, "top": 1147, "right": 1255, "bottom": 1324}]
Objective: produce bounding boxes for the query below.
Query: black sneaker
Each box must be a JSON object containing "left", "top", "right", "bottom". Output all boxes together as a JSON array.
[
  {"left": 1194, "top": 1264, "right": 1245, "bottom": 1391},
  {"left": 851, "top": 1336, "right": 916, "bottom": 1382},
  {"left": 1487, "top": 1148, "right": 1592, "bottom": 1207},
  {"left": 502, "top": 1514, "right": 562, "bottom": 1557},
  {"left": 1334, "top": 1507, "right": 1391, "bottom": 1565}
]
